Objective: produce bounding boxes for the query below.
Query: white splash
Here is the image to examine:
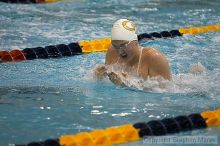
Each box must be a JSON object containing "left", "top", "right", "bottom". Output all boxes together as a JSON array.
[
  {"left": 123, "top": 64, "right": 208, "bottom": 93},
  {"left": 188, "top": 62, "right": 206, "bottom": 74},
  {"left": 88, "top": 62, "right": 219, "bottom": 97},
  {"left": 211, "top": 35, "right": 220, "bottom": 43}
]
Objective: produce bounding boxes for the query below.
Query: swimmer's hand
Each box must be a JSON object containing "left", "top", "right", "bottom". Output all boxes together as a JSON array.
[
  {"left": 107, "top": 72, "right": 128, "bottom": 87},
  {"left": 94, "top": 64, "right": 108, "bottom": 80}
]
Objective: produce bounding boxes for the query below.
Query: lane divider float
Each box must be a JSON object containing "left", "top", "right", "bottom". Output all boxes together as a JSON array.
[
  {"left": 0, "top": 24, "right": 219, "bottom": 63},
  {"left": 16, "top": 108, "right": 220, "bottom": 146},
  {"left": 0, "top": 0, "right": 60, "bottom": 3}
]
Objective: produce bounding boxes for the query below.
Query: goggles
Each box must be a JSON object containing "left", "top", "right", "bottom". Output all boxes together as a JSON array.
[{"left": 112, "top": 41, "right": 132, "bottom": 50}]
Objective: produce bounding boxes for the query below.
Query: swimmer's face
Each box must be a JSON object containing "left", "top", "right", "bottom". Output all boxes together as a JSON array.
[
  {"left": 112, "top": 40, "right": 130, "bottom": 50},
  {"left": 112, "top": 40, "right": 132, "bottom": 57}
]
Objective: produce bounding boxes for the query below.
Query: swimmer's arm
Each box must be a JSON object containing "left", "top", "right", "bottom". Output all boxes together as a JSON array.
[
  {"left": 105, "top": 46, "right": 129, "bottom": 86},
  {"left": 108, "top": 72, "right": 128, "bottom": 87},
  {"left": 94, "top": 46, "right": 118, "bottom": 80},
  {"left": 94, "top": 64, "right": 129, "bottom": 86},
  {"left": 94, "top": 46, "right": 113, "bottom": 79},
  {"left": 93, "top": 64, "right": 108, "bottom": 80},
  {"left": 105, "top": 48, "right": 111, "bottom": 65},
  {"left": 149, "top": 54, "right": 171, "bottom": 80}
]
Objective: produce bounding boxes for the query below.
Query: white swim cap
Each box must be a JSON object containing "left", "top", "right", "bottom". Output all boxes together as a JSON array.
[{"left": 111, "top": 19, "right": 138, "bottom": 41}]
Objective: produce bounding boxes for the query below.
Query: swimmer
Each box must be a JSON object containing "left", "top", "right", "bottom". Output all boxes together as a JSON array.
[{"left": 94, "top": 19, "right": 171, "bottom": 86}]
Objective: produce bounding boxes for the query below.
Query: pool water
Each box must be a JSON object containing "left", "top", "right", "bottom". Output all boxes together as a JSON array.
[{"left": 0, "top": 0, "right": 220, "bottom": 145}]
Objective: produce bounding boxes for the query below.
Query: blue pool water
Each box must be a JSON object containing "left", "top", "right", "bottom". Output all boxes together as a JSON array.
[{"left": 0, "top": 0, "right": 220, "bottom": 145}]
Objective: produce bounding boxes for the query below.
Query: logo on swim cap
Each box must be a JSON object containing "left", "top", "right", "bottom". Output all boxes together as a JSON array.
[
  {"left": 122, "top": 20, "right": 136, "bottom": 31},
  {"left": 111, "top": 19, "right": 138, "bottom": 41}
]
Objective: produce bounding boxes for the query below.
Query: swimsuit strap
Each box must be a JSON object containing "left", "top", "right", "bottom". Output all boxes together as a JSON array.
[
  {"left": 137, "top": 47, "right": 143, "bottom": 75},
  {"left": 111, "top": 56, "right": 121, "bottom": 72},
  {"left": 116, "top": 56, "right": 120, "bottom": 64}
]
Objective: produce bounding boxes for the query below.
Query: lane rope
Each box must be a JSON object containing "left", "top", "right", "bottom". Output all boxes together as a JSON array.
[
  {"left": 16, "top": 108, "right": 220, "bottom": 146},
  {"left": 0, "top": 0, "right": 60, "bottom": 3},
  {"left": 0, "top": 24, "right": 219, "bottom": 63}
]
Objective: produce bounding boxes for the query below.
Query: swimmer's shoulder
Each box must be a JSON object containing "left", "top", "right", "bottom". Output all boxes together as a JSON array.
[
  {"left": 142, "top": 47, "right": 169, "bottom": 64},
  {"left": 142, "top": 47, "right": 162, "bottom": 58}
]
